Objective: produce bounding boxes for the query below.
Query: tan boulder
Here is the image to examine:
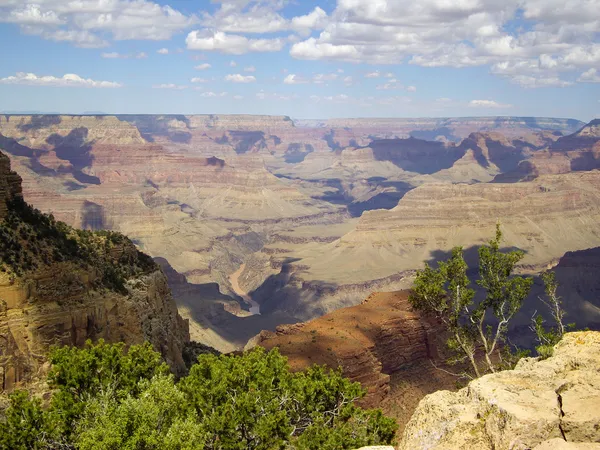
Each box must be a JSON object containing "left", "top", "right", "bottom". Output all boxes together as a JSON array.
[{"left": 399, "top": 332, "right": 600, "bottom": 450}]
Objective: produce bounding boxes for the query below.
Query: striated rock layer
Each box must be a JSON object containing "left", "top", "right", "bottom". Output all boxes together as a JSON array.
[
  {"left": 0, "top": 151, "right": 190, "bottom": 390},
  {"left": 252, "top": 291, "right": 462, "bottom": 432},
  {"left": 400, "top": 331, "right": 600, "bottom": 450}
]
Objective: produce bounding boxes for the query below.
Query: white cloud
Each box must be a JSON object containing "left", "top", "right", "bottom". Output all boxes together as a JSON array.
[
  {"left": 288, "top": 0, "right": 599, "bottom": 86},
  {"left": 406, "top": 85, "right": 417, "bottom": 92},
  {"left": 343, "top": 76, "right": 354, "bottom": 86},
  {"left": 157, "top": 48, "right": 169, "bottom": 54},
  {"left": 291, "top": 7, "right": 328, "bottom": 33},
  {"left": 3, "top": 4, "right": 63, "bottom": 25},
  {"left": 101, "top": 51, "right": 147, "bottom": 59},
  {"left": 244, "top": 66, "right": 256, "bottom": 72},
  {"left": 230, "top": 60, "right": 237, "bottom": 67},
  {"left": 153, "top": 84, "right": 188, "bottom": 90},
  {"left": 510, "top": 75, "right": 573, "bottom": 88},
  {"left": 233, "top": 95, "right": 244, "bottom": 100},
  {"left": 365, "top": 71, "right": 381, "bottom": 78},
  {"left": 578, "top": 69, "right": 600, "bottom": 83},
  {"left": 283, "top": 74, "right": 308, "bottom": 84},
  {"left": 0, "top": 72, "right": 122, "bottom": 88},
  {"left": 195, "top": 63, "right": 212, "bottom": 70},
  {"left": 469, "top": 99, "right": 512, "bottom": 108},
  {"left": 0, "top": 0, "right": 197, "bottom": 47},
  {"left": 186, "top": 30, "right": 284, "bottom": 54},
  {"left": 225, "top": 74, "right": 256, "bottom": 83},
  {"left": 190, "top": 77, "right": 208, "bottom": 83}
]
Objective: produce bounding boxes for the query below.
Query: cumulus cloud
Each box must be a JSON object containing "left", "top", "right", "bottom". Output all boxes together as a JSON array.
[
  {"left": 0, "top": 72, "right": 122, "bottom": 88},
  {"left": 186, "top": 30, "right": 284, "bottom": 54},
  {"left": 190, "top": 77, "right": 208, "bottom": 83},
  {"left": 225, "top": 74, "right": 256, "bottom": 83},
  {"left": 244, "top": 66, "right": 256, "bottom": 72},
  {"left": 283, "top": 74, "right": 308, "bottom": 84},
  {"left": 291, "top": 7, "right": 328, "bottom": 33},
  {"left": 157, "top": 48, "right": 169, "bottom": 54},
  {"left": 0, "top": 0, "right": 197, "bottom": 47},
  {"left": 578, "top": 69, "right": 600, "bottom": 83},
  {"left": 195, "top": 63, "right": 212, "bottom": 70},
  {"left": 288, "top": 0, "right": 600, "bottom": 87},
  {"left": 469, "top": 100, "right": 512, "bottom": 108},
  {"left": 365, "top": 71, "right": 381, "bottom": 78}
]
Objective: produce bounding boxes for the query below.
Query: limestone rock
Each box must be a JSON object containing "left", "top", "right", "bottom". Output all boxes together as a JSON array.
[{"left": 399, "top": 332, "right": 600, "bottom": 450}]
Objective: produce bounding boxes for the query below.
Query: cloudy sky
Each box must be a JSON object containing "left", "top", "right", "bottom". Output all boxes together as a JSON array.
[{"left": 0, "top": 0, "right": 599, "bottom": 120}]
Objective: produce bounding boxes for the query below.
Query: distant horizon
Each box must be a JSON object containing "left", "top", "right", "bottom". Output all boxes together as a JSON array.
[{"left": 0, "top": 112, "right": 591, "bottom": 123}]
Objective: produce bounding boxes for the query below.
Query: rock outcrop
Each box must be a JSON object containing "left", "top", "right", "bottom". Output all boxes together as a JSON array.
[
  {"left": 0, "top": 151, "right": 22, "bottom": 219},
  {"left": 252, "top": 291, "right": 463, "bottom": 432},
  {"left": 0, "top": 151, "right": 190, "bottom": 391},
  {"left": 399, "top": 332, "right": 600, "bottom": 450}
]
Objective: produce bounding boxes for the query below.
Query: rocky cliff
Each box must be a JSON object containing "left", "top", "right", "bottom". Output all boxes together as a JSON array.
[
  {"left": 0, "top": 150, "right": 189, "bottom": 391},
  {"left": 400, "top": 331, "right": 600, "bottom": 450},
  {"left": 0, "top": 151, "right": 22, "bottom": 219},
  {"left": 252, "top": 291, "right": 463, "bottom": 432}
]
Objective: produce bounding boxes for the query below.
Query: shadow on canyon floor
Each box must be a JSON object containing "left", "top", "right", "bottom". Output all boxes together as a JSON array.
[{"left": 155, "top": 257, "right": 299, "bottom": 351}]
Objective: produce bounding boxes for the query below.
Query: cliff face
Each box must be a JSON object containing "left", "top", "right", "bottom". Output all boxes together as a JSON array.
[
  {"left": 252, "top": 291, "right": 463, "bottom": 432},
  {"left": 0, "top": 152, "right": 22, "bottom": 219},
  {"left": 400, "top": 331, "right": 600, "bottom": 450},
  {"left": 0, "top": 151, "right": 189, "bottom": 391}
]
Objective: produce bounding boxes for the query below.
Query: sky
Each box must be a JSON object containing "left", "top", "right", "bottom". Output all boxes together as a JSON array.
[{"left": 0, "top": 0, "right": 599, "bottom": 120}]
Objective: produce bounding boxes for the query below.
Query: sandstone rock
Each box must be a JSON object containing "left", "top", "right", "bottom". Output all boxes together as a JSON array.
[
  {"left": 534, "top": 438, "right": 600, "bottom": 449},
  {"left": 399, "top": 332, "right": 600, "bottom": 450},
  {"left": 0, "top": 154, "right": 190, "bottom": 390}
]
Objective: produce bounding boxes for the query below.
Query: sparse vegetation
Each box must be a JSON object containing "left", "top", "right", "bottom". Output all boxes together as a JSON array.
[
  {"left": 0, "top": 341, "right": 397, "bottom": 450},
  {"left": 531, "top": 271, "right": 572, "bottom": 359},
  {"left": 409, "top": 224, "right": 534, "bottom": 378},
  {"left": 0, "top": 197, "right": 156, "bottom": 292}
]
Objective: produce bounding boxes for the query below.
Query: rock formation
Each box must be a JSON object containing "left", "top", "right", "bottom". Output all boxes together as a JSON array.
[
  {"left": 1, "top": 114, "right": 596, "bottom": 353},
  {"left": 399, "top": 331, "right": 600, "bottom": 450},
  {"left": 0, "top": 151, "right": 22, "bottom": 219},
  {"left": 0, "top": 150, "right": 190, "bottom": 391},
  {"left": 252, "top": 291, "right": 464, "bottom": 432}
]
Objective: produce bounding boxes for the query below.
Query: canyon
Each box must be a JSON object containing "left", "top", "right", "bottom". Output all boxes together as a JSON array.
[
  {"left": 0, "top": 150, "right": 190, "bottom": 390},
  {"left": 0, "top": 113, "right": 598, "bottom": 353}
]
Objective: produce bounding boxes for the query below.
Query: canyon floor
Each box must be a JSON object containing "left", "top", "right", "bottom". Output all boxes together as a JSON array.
[{"left": 1, "top": 114, "right": 599, "bottom": 352}]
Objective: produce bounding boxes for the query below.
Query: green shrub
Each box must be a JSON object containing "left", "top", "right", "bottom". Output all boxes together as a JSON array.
[{"left": 0, "top": 341, "right": 397, "bottom": 450}]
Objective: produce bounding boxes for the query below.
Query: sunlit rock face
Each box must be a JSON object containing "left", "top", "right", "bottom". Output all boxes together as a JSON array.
[
  {"left": 0, "top": 150, "right": 190, "bottom": 391},
  {"left": 1, "top": 114, "right": 597, "bottom": 353},
  {"left": 399, "top": 331, "right": 600, "bottom": 450}
]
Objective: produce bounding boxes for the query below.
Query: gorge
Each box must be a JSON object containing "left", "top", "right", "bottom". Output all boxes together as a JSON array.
[{"left": 0, "top": 113, "right": 599, "bottom": 355}]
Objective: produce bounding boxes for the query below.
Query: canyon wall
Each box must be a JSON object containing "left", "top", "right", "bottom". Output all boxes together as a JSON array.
[{"left": 0, "top": 150, "right": 190, "bottom": 390}]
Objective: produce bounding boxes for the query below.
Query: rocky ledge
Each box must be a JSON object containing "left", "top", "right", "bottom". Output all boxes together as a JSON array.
[{"left": 400, "top": 331, "right": 600, "bottom": 450}]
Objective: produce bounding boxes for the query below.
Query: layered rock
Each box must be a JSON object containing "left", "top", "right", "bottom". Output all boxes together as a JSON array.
[
  {"left": 399, "top": 331, "right": 600, "bottom": 450},
  {"left": 0, "top": 151, "right": 190, "bottom": 390},
  {"left": 252, "top": 291, "right": 457, "bottom": 422}
]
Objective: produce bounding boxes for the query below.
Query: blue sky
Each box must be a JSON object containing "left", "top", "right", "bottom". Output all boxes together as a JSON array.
[{"left": 0, "top": 0, "right": 598, "bottom": 120}]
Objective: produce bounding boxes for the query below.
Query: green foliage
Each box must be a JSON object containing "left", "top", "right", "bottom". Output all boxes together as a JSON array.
[
  {"left": 0, "top": 197, "right": 156, "bottom": 292},
  {"left": 409, "top": 224, "right": 534, "bottom": 377},
  {"left": 0, "top": 391, "right": 50, "bottom": 450},
  {"left": 530, "top": 271, "right": 574, "bottom": 359},
  {"left": 0, "top": 342, "right": 396, "bottom": 450}
]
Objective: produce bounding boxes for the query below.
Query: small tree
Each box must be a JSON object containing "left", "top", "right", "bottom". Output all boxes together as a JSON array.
[
  {"left": 531, "top": 271, "right": 569, "bottom": 359},
  {"left": 409, "top": 224, "right": 533, "bottom": 377}
]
